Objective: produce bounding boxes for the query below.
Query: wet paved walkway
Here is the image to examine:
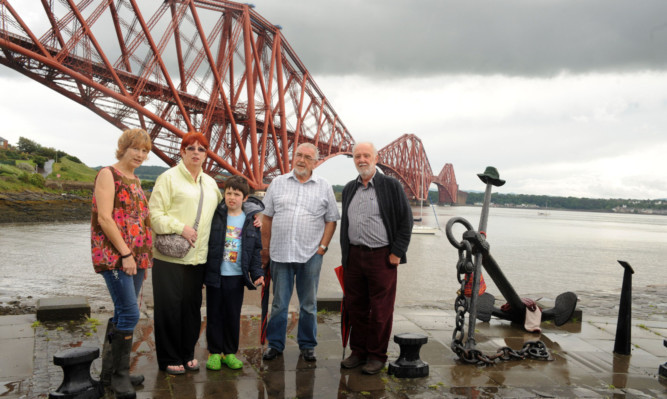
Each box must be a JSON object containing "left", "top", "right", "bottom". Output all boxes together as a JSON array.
[{"left": 1, "top": 286, "right": 666, "bottom": 398}]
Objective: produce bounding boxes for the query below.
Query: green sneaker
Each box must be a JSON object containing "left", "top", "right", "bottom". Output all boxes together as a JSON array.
[
  {"left": 222, "top": 354, "right": 243, "bottom": 370},
  {"left": 206, "top": 354, "right": 221, "bottom": 371}
]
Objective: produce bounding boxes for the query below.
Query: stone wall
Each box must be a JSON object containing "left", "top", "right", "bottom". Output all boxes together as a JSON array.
[{"left": 0, "top": 191, "right": 91, "bottom": 223}]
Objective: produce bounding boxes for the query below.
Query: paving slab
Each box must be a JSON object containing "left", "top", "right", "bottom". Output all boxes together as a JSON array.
[
  {"left": 1, "top": 291, "right": 665, "bottom": 398},
  {"left": 0, "top": 314, "right": 35, "bottom": 398}
]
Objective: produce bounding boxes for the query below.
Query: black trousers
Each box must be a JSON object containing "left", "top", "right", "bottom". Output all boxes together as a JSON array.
[
  {"left": 152, "top": 258, "right": 205, "bottom": 369},
  {"left": 206, "top": 275, "right": 244, "bottom": 355}
]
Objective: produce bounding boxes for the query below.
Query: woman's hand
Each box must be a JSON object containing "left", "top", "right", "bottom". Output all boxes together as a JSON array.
[
  {"left": 253, "top": 214, "right": 262, "bottom": 228},
  {"left": 182, "top": 225, "right": 198, "bottom": 247},
  {"left": 122, "top": 256, "right": 137, "bottom": 276},
  {"left": 254, "top": 276, "right": 265, "bottom": 287}
]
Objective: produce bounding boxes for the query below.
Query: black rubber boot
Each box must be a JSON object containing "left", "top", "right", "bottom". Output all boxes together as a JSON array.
[
  {"left": 100, "top": 318, "right": 114, "bottom": 386},
  {"left": 101, "top": 319, "right": 144, "bottom": 388},
  {"left": 110, "top": 331, "right": 137, "bottom": 399}
]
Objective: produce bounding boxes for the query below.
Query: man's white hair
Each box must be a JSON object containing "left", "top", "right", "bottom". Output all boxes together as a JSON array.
[
  {"left": 352, "top": 142, "right": 378, "bottom": 156},
  {"left": 297, "top": 142, "right": 320, "bottom": 160}
]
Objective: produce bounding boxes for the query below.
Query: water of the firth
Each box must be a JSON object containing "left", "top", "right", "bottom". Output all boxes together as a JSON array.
[{"left": 1, "top": 206, "right": 665, "bottom": 310}]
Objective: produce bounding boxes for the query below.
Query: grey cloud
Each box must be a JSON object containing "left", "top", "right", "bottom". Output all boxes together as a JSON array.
[
  {"left": 7, "top": 1, "right": 667, "bottom": 78},
  {"left": 256, "top": 0, "right": 667, "bottom": 77}
]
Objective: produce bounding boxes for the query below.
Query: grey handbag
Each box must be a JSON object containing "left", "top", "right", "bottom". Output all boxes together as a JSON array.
[{"left": 154, "top": 179, "right": 204, "bottom": 258}]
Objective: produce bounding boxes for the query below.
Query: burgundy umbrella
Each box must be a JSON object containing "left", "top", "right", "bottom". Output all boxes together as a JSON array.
[
  {"left": 260, "top": 265, "right": 271, "bottom": 346},
  {"left": 334, "top": 265, "right": 351, "bottom": 359}
]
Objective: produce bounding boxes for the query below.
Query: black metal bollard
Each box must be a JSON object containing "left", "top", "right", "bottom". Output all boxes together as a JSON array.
[
  {"left": 387, "top": 333, "right": 429, "bottom": 378},
  {"left": 49, "top": 347, "right": 104, "bottom": 399},
  {"left": 613, "top": 260, "right": 634, "bottom": 356}
]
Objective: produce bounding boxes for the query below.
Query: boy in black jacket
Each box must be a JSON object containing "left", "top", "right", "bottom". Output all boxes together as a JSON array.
[{"left": 204, "top": 175, "right": 264, "bottom": 370}]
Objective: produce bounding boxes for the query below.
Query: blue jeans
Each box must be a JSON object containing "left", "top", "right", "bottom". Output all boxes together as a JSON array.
[
  {"left": 101, "top": 268, "right": 145, "bottom": 332},
  {"left": 266, "top": 253, "right": 323, "bottom": 352}
]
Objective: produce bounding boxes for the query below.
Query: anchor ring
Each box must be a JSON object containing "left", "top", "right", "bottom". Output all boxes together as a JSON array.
[{"left": 446, "top": 217, "right": 474, "bottom": 249}]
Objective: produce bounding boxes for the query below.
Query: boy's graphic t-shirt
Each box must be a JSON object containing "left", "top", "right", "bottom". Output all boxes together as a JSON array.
[{"left": 221, "top": 212, "right": 246, "bottom": 276}]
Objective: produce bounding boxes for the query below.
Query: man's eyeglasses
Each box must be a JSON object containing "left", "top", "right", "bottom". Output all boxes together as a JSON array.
[
  {"left": 295, "top": 152, "right": 315, "bottom": 162},
  {"left": 186, "top": 146, "right": 207, "bottom": 153}
]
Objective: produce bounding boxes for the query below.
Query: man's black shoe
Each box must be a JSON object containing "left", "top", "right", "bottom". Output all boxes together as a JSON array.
[
  {"left": 300, "top": 348, "right": 316, "bottom": 362},
  {"left": 262, "top": 347, "right": 282, "bottom": 360}
]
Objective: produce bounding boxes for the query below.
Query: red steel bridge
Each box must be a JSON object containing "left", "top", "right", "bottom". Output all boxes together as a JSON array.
[{"left": 0, "top": 0, "right": 457, "bottom": 203}]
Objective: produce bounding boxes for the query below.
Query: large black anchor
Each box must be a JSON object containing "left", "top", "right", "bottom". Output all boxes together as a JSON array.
[
  {"left": 446, "top": 217, "right": 578, "bottom": 326},
  {"left": 446, "top": 167, "right": 577, "bottom": 364}
]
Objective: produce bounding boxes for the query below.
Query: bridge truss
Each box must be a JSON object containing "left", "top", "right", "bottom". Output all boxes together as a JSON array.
[
  {"left": 0, "top": 0, "right": 353, "bottom": 189},
  {"left": 0, "top": 0, "right": 458, "bottom": 203}
]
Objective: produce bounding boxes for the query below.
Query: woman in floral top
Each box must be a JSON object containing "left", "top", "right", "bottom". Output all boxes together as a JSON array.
[{"left": 91, "top": 128, "right": 152, "bottom": 399}]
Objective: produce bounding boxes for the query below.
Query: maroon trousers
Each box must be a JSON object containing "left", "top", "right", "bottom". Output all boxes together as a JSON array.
[{"left": 344, "top": 245, "right": 397, "bottom": 363}]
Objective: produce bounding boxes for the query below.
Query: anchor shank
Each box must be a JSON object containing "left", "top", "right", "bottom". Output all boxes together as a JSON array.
[
  {"left": 477, "top": 182, "right": 493, "bottom": 233},
  {"left": 481, "top": 252, "right": 524, "bottom": 312},
  {"left": 479, "top": 180, "right": 524, "bottom": 313},
  {"left": 465, "top": 182, "right": 493, "bottom": 347}
]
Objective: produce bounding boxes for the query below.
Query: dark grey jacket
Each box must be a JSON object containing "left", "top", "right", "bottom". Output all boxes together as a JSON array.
[{"left": 340, "top": 172, "right": 413, "bottom": 269}]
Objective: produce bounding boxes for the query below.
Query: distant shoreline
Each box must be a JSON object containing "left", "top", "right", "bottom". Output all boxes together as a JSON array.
[
  {"left": 462, "top": 203, "right": 667, "bottom": 216},
  {"left": 1, "top": 191, "right": 664, "bottom": 225}
]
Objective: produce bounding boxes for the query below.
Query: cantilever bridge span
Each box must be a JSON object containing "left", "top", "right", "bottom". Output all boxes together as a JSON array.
[
  {"left": 0, "top": 0, "right": 457, "bottom": 203},
  {"left": 378, "top": 134, "right": 458, "bottom": 205}
]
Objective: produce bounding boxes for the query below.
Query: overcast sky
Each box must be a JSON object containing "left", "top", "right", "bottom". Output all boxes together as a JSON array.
[{"left": 2, "top": 0, "right": 667, "bottom": 199}]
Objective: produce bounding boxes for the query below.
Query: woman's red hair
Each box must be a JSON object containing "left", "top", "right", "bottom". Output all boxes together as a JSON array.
[{"left": 180, "top": 131, "right": 210, "bottom": 151}]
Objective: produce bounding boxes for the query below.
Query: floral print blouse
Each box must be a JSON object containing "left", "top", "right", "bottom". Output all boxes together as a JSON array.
[{"left": 91, "top": 167, "right": 153, "bottom": 273}]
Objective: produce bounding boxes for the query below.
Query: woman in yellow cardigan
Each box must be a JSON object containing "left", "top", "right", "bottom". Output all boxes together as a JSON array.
[{"left": 149, "top": 131, "right": 222, "bottom": 375}]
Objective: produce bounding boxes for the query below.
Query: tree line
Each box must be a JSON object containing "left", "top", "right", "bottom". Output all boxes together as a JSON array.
[
  {"left": 329, "top": 186, "right": 667, "bottom": 212},
  {"left": 464, "top": 192, "right": 667, "bottom": 212}
]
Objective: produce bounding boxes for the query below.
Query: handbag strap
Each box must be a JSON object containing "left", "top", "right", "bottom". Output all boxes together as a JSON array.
[{"left": 192, "top": 178, "right": 204, "bottom": 231}]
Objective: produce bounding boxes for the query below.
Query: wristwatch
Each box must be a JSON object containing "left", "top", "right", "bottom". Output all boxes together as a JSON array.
[{"left": 319, "top": 244, "right": 328, "bottom": 253}]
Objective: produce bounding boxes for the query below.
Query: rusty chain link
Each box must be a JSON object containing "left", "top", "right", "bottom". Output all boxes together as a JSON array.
[{"left": 446, "top": 217, "right": 552, "bottom": 366}]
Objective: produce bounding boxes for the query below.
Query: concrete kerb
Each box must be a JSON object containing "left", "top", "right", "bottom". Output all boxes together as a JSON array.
[{"left": 35, "top": 296, "right": 91, "bottom": 322}]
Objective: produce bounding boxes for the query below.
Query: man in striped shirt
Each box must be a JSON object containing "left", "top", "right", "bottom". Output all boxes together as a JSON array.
[
  {"left": 339, "top": 142, "right": 413, "bottom": 375},
  {"left": 260, "top": 143, "right": 340, "bottom": 362}
]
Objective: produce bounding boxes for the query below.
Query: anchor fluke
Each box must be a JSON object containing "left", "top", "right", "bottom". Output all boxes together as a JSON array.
[{"left": 543, "top": 292, "right": 578, "bottom": 326}]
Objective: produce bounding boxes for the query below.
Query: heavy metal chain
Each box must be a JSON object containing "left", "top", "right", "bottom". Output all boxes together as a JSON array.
[{"left": 447, "top": 217, "right": 551, "bottom": 366}]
